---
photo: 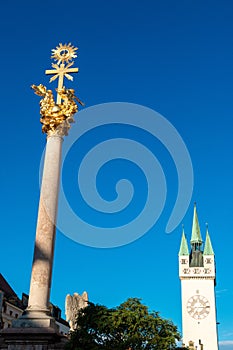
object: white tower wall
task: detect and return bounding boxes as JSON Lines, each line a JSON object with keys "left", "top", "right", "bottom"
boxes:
{"left": 181, "top": 278, "right": 218, "bottom": 349}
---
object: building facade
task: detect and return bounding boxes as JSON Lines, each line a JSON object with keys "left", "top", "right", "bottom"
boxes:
{"left": 0, "top": 274, "right": 69, "bottom": 335}
{"left": 179, "top": 205, "right": 218, "bottom": 350}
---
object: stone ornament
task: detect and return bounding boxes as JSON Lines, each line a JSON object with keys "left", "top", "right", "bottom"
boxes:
{"left": 65, "top": 292, "right": 88, "bottom": 331}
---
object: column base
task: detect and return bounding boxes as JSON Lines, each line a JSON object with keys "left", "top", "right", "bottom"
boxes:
{"left": 0, "top": 327, "right": 67, "bottom": 349}
{"left": 12, "top": 310, "right": 59, "bottom": 331}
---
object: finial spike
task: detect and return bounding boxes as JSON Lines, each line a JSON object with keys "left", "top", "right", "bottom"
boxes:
{"left": 190, "top": 203, "right": 203, "bottom": 244}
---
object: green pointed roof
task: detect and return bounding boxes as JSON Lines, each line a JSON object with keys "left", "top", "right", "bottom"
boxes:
{"left": 179, "top": 228, "right": 189, "bottom": 256}
{"left": 190, "top": 204, "right": 203, "bottom": 244}
{"left": 204, "top": 228, "right": 214, "bottom": 255}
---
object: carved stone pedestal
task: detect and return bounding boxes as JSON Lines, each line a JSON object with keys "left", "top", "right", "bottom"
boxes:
{"left": 0, "top": 327, "right": 67, "bottom": 350}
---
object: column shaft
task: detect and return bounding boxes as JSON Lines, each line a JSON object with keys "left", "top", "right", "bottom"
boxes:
{"left": 27, "top": 135, "right": 63, "bottom": 313}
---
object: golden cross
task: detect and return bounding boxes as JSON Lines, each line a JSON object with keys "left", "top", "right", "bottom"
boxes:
{"left": 45, "top": 62, "right": 79, "bottom": 104}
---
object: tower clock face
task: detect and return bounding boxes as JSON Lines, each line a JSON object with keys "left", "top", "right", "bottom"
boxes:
{"left": 186, "top": 295, "right": 210, "bottom": 319}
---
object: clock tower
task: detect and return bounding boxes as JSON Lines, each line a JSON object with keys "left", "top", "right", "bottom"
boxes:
{"left": 179, "top": 204, "right": 218, "bottom": 350}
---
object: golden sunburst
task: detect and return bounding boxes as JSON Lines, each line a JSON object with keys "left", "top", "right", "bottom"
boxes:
{"left": 51, "top": 43, "right": 78, "bottom": 65}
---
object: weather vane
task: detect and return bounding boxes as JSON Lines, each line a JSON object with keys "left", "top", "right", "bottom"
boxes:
{"left": 32, "top": 43, "right": 84, "bottom": 136}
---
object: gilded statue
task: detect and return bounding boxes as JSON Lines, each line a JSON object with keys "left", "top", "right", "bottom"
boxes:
{"left": 32, "top": 43, "right": 84, "bottom": 136}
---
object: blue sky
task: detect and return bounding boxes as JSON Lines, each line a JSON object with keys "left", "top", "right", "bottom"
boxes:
{"left": 0, "top": 0, "right": 232, "bottom": 348}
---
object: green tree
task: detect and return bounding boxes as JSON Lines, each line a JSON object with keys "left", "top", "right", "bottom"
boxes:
{"left": 66, "top": 297, "right": 181, "bottom": 350}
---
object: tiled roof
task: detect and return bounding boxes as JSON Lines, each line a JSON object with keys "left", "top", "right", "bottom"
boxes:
{"left": 0, "top": 274, "right": 17, "bottom": 298}
{"left": 0, "top": 273, "right": 24, "bottom": 309}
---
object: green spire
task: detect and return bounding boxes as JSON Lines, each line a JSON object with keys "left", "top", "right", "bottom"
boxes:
{"left": 204, "top": 227, "right": 214, "bottom": 255}
{"left": 179, "top": 228, "right": 189, "bottom": 256}
{"left": 190, "top": 203, "right": 203, "bottom": 244}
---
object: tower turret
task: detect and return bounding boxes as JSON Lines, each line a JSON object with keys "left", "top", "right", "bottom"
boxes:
{"left": 179, "top": 228, "right": 189, "bottom": 256}
{"left": 179, "top": 228, "right": 190, "bottom": 277}
{"left": 190, "top": 204, "right": 203, "bottom": 267}
{"left": 204, "top": 226, "right": 214, "bottom": 256}
{"left": 203, "top": 226, "right": 216, "bottom": 284}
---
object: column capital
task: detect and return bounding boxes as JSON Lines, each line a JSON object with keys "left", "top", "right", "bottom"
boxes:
{"left": 46, "top": 119, "right": 73, "bottom": 138}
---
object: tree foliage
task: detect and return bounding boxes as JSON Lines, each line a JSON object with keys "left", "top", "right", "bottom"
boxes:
{"left": 66, "top": 297, "right": 181, "bottom": 350}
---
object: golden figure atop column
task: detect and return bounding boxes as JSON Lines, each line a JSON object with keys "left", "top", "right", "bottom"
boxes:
{"left": 32, "top": 43, "right": 84, "bottom": 136}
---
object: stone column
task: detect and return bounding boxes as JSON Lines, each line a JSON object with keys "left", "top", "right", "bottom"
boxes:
{"left": 0, "top": 44, "right": 80, "bottom": 349}
{"left": 28, "top": 134, "right": 63, "bottom": 312}
{"left": 14, "top": 134, "right": 63, "bottom": 328}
